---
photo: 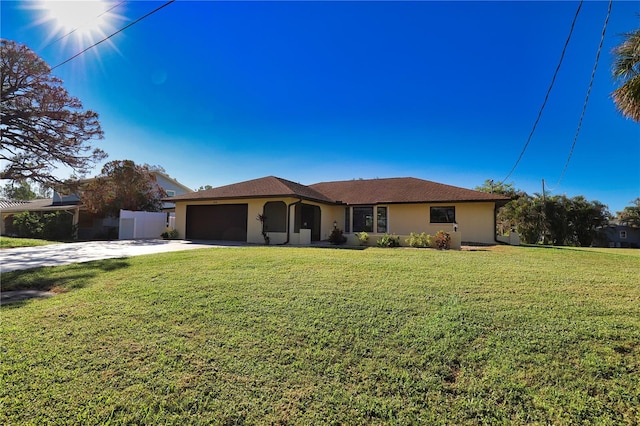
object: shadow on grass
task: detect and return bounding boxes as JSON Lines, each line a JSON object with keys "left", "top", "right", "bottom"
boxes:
{"left": 316, "top": 245, "right": 369, "bottom": 251}
{"left": 1, "top": 258, "right": 130, "bottom": 293}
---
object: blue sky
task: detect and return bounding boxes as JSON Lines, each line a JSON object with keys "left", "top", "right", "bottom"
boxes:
{"left": 2, "top": 0, "right": 639, "bottom": 213}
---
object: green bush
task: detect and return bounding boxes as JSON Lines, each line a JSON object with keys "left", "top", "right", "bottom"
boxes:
{"left": 42, "top": 211, "right": 75, "bottom": 241}
{"left": 356, "top": 231, "right": 369, "bottom": 245}
{"left": 161, "top": 228, "right": 179, "bottom": 240}
{"left": 406, "top": 232, "right": 432, "bottom": 248}
{"left": 434, "top": 231, "right": 451, "bottom": 250}
{"left": 328, "top": 228, "right": 347, "bottom": 245}
{"left": 376, "top": 233, "right": 400, "bottom": 248}
{"left": 12, "top": 211, "right": 75, "bottom": 241}
{"left": 12, "top": 211, "right": 43, "bottom": 239}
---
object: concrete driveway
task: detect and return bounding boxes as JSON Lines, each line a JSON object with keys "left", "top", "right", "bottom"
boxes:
{"left": 0, "top": 239, "right": 240, "bottom": 273}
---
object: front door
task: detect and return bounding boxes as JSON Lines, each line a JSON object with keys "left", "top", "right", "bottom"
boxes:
{"left": 296, "top": 204, "right": 321, "bottom": 241}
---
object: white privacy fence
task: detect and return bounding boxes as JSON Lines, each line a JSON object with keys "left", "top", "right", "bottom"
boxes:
{"left": 119, "top": 210, "right": 168, "bottom": 240}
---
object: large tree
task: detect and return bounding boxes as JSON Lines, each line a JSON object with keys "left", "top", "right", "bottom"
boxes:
{"left": 81, "top": 160, "right": 166, "bottom": 217}
{"left": 478, "top": 180, "right": 610, "bottom": 246}
{"left": 611, "top": 28, "right": 640, "bottom": 123}
{"left": 1, "top": 180, "right": 37, "bottom": 200}
{"left": 1, "top": 39, "right": 106, "bottom": 185}
{"left": 617, "top": 198, "right": 640, "bottom": 227}
{"left": 475, "top": 179, "right": 527, "bottom": 235}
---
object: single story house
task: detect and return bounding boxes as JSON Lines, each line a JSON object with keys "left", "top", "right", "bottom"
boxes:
{"left": 0, "top": 197, "right": 82, "bottom": 237}
{"left": 166, "top": 176, "right": 510, "bottom": 245}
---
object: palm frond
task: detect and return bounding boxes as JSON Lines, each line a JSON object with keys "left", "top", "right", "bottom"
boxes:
{"left": 611, "top": 29, "right": 640, "bottom": 123}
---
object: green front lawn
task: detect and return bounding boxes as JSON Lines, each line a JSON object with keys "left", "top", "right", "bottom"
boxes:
{"left": 0, "top": 236, "right": 61, "bottom": 249}
{"left": 1, "top": 246, "right": 639, "bottom": 424}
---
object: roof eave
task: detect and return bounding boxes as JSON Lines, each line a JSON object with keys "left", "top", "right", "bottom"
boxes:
{"left": 167, "top": 194, "right": 340, "bottom": 204}
{"left": 344, "top": 198, "right": 510, "bottom": 206}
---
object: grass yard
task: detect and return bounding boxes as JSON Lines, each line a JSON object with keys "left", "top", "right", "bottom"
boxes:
{"left": 1, "top": 245, "right": 639, "bottom": 424}
{"left": 0, "top": 236, "right": 61, "bottom": 249}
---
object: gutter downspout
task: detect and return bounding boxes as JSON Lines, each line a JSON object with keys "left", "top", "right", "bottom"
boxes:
{"left": 494, "top": 203, "right": 500, "bottom": 244}
{"left": 282, "top": 198, "right": 302, "bottom": 245}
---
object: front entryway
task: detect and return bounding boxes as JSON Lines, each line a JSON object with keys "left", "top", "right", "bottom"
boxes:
{"left": 295, "top": 204, "right": 321, "bottom": 241}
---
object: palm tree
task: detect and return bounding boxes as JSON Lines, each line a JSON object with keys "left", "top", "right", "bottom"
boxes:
{"left": 611, "top": 28, "right": 640, "bottom": 123}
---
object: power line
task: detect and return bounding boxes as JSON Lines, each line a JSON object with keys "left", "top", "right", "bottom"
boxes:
{"left": 51, "top": 0, "right": 175, "bottom": 71}
{"left": 498, "top": 0, "right": 584, "bottom": 185}
{"left": 550, "top": 0, "right": 613, "bottom": 190}
{"left": 44, "top": 1, "right": 127, "bottom": 49}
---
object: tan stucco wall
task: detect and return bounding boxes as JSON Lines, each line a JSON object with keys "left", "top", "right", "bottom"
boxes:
{"left": 454, "top": 202, "right": 497, "bottom": 244}
{"left": 176, "top": 197, "right": 288, "bottom": 243}
{"left": 175, "top": 199, "right": 496, "bottom": 245}
{"left": 293, "top": 201, "right": 344, "bottom": 241}
{"left": 341, "top": 202, "right": 496, "bottom": 245}
{"left": 175, "top": 197, "right": 332, "bottom": 244}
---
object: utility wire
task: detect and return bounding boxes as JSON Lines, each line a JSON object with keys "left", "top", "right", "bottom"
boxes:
{"left": 51, "top": 0, "right": 175, "bottom": 70}
{"left": 44, "top": 1, "right": 127, "bottom": 49}
{"left": 498, "top": 0, "right": 584, "bottom": 185}
{"left": 549, "top": 0, "right": 613, "bottom": 191}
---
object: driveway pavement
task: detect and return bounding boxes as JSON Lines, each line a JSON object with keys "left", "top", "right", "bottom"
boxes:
{"left": 0, "top": 239, "right": 240, "bottom": 273}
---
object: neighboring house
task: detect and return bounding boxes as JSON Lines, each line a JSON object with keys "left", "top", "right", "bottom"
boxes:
{"left": 167, "top": 176, "right": 510, "bottom": 245}
{"left": 1, "top": 198, "right": 81, "bottom": 237}
{"left": 596, "top": 223, "right": 640, "bottom": 248}
{"left": 153, "top": 172, "right": 194, "bottom": 212}
{"left": 1, "top": 171, "right": 192, "bottom": 239}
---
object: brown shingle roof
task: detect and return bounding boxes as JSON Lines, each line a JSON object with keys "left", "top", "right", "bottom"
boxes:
{"left": 168, "top": 176, "right": 336, "bottom": 203}
{"left": 310, "top": 177, "right": 510, "bottom": 205}
{"left": 167, "top": 176, "right": 510, "bottom": 205}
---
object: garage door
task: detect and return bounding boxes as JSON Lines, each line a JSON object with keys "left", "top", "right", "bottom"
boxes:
{"left": 186, "top": 204, "right": 248, "bottom": 241}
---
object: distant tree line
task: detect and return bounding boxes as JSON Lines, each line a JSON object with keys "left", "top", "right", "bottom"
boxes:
{"left": 476, "top": 180, "right": 624, "bottom": 247}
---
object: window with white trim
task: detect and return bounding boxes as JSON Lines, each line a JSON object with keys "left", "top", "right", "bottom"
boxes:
{"left": 620, "top": 230, "right": 627, "bottom": 239}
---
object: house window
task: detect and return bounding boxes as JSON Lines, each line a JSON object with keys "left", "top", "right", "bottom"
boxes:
{"left": 166, "top": 190, "right": 176, "bottom": 197}
{"left": 344, "top": 207, "right": 350, "bottom": 233}
{"left": 430, "top": 206, "right": 456, "bottom": 223}
{"left": 353, "top": 207, "right": 373, "bottom": 232}
{"left": 620, "top": 230, "right": 627, "bottom": 239}
{"left": 377, "top": 206, "right": 387, "bottom": 233}
{"left": 263, "top": 201, "right": 286, "bottom": 232}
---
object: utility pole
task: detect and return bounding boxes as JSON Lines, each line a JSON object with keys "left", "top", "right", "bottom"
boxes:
{"left": 541, "top": 179, "right": 547, "bottom": 245}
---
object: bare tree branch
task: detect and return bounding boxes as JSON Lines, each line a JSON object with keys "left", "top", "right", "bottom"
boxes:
{"left": 1, "top": 39, "right": 107, "bottom": 185}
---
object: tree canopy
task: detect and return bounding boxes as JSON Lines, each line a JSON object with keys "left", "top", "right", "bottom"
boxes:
{"left": 475, "top": 179, "right": 521, "bottom": 199}
{"left": 617, "top": 198, "right": 640, "bottom": 227}
{"left": 478, "top": 181, "right": 610, "bottom": 246}
{"left": 81, "top": 160, "right": 166, "bottom": 217}
{"left": 1, "top": 180, "right": 37, "bottom": 200}
{"left": 1, "top": 39, "right": 106, "bottom": 185}
{"left": 611, "top": 28, "right": 640, "bottom": 123}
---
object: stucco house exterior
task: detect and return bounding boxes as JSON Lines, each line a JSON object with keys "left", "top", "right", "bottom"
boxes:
{"left": 167, "top": 176, "right": 510, "bottom": 246}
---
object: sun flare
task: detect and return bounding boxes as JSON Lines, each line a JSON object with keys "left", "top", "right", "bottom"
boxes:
{"left": 29, "top": 0, "right": 122, "bottom": 51}
{"left": 45, "top": 0, "right": 109, "bottom": 34}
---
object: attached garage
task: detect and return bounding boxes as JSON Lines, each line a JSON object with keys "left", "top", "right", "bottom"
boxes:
{"left": 185, "top": 204, "right": 248, "bottom": 241}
